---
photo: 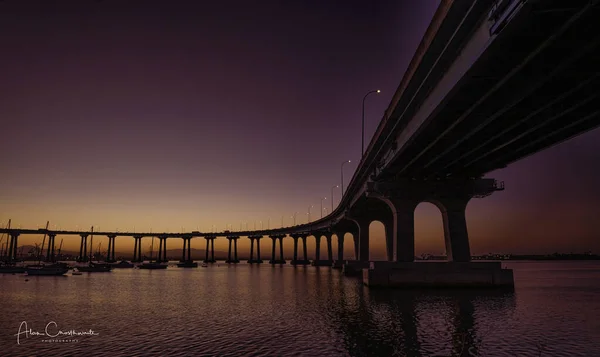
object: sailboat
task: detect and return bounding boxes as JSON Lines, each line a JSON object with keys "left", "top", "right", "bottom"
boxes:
{"left": 139, "top": 237, "right": 167, "bottom": 269}
{"left": 77, "top": 226, "right": 112, "bottom": 273}
{"left": 0, "top": 219, "right": 26, "bottom": 273}
{"left": 26, "top": 222, "right": 68, "bottom": 276}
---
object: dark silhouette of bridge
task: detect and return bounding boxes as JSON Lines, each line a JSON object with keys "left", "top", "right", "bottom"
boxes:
{"left": 2, "top": 0, "right": 599, "bottom": 287}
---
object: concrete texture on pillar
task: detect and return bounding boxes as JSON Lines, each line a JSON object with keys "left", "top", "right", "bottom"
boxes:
{"left": 332, "top": 232, "right": 345, "bottom": 269}
{"left": 177, "top": 236, "right": 198, "bottom": 267}
{"left": 247, "top": 235, "right": 263, "bottom": 263}
{"left": 204, "top": 236, "right": 216, "bottom": 263}
{"left": 311, "top": 232, "right": 334, "bottom": 267}
{"left": 268, "top": 234, "right": 286, "bottom": 264}
{"left": 226, "top": 236, "right": 240, "bottom": 263}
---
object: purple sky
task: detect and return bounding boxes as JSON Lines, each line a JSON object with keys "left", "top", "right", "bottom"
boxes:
{"left": 1, "top": 0, "right": 599, "bottom": 257}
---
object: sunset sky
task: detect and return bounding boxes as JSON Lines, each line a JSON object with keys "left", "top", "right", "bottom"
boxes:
{"left": 1, "top": 0, "right": 599, "bottom": 258}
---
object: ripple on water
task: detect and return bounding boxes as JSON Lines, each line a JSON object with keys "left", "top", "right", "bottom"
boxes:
{"left": 1, "top": 262, "right": 600, "bottom": 356}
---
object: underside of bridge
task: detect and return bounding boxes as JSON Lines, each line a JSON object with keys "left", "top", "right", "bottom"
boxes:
{"left": 379, "top": 0, "right": 600, "bottom": 180}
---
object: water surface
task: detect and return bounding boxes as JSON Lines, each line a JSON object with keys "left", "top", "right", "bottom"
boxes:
{"left": 1, "top": 261, "right": 599, "bottom": 356}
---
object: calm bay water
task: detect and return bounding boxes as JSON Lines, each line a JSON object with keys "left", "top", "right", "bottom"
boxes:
{"left": 1, "top": 261, "right": 599, "bottom": 356}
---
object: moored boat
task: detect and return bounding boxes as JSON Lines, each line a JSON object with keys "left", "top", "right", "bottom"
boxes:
{"left": 139, "top": 262, "right": 168, "bottom": 269}
{"left": 78, "top": 262, "right": 112, "bottom": 272}
{"left": 0, "top": 264, "right": 26, "bottom": 274}
{"left": 26, "top": 266, "right": 68, "bottom": 276}
{"left": 177, "top": 260, "right": 198, "bottom": 268}
{"left": 111, "top": 260, "right": 134, "bottom": 268}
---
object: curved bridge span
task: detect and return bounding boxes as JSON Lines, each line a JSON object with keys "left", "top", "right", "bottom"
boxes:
{"left": 3, "top": 0, "right": 599, "bottom": 287}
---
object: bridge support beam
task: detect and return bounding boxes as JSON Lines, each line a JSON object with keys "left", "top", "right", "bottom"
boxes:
{"left": 204, "top": 237, "right": 216, "bottom": 263}
{"left": 106, "top": 235, "right": 116, "bottom": 262}
{"left": 332, "top": 232, "right": 345, "bottom": 269}
{"left": 311, "top": 232, "right": 333, "bottom": 266}
{"left": 79, "top": 234, "right": 88, "bottom": 262}
{"left": 7, "top": 233, "right": 19, "bottom": 262}
{"left": 226, "top": 236, "right": 240, "bottom": 263}
{"left": 269, "top": 235, "right": 286, "bottom": 264}
{"left": 247, "top": 236, "right": 263, "bottom": 263}
{"left": 133, "top": 236, "right": 142, "bottom": 262}
{"left": 46, "top": 234, "right": 57, "bottom": 262}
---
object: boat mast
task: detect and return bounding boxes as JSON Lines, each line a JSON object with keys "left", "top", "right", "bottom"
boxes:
{"left": 57, "top": 239, "right": 63, "bottom": 257}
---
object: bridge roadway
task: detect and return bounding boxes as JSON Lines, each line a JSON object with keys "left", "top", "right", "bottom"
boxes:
{"left": 2, "top": 0, "right": 599, "bottom": 287}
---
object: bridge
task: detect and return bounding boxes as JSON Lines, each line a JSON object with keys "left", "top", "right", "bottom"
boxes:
{"left": 2, "top": 0, "right": 599, "bottom": 287}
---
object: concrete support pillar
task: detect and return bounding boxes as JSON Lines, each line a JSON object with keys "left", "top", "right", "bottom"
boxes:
{"left": 163, "top": 238, "right": 168, "bottom": 262}
{"left": 302, "top": 236, "right": 308, "bottom": 261}
{"left": 271, "top": 237, "right": 276, "bottom": 261}
{"left": 314, "top": 234, "right": 321, "bottom": 261}
{"left": 138, "top": 238, "right": 142, "bottom": 262}
{"left": 205, "top": 238, "right": 210, "bottom": 262}
{"left": 336, "top": 232, "right": 345, "bottom": 261}
{"left": 157, "top": 238, "right": 163, "bottom": 263}
{"left": 210, "top": 238, "right": 215, "bottom": 262}
{"left": 187, "top": 238, "right": 191, "bottom": 261}
{"left": 227, "top": 238, "right": 232, "bottom": 261}
{"left": 46, "top": 234, "right": 56, "bottom": 262}
{"left": 383, "top": 220, "right": 394, "bottom": 261}
{"left": 181, "top": 239, "right": 187, "bottom": 261}
{"left": 326, "top": 234, "right": 333, "bottom": 261}
{"left": 356, "top": 220, "right": 370, "bottom": 262}
{"left": 7, "top": 234, "right": 15, "bottom": 262}
{"left": 278, "top": 237, "right": 284, "bottom": 260}
{"left": 387, "top": 199, "right": 417, "bottom": 262}
{"left": 292, "top": 236, "right": 299, "bottom": 261}
{"left": 234, "top": 238, "right": 238, "bottom": 261}
{"left": 112, "top": 237, "right": 116, "bottom": 261}
{"left": 80, "top": 235, "right": 88, "bottom": 262}
{"left": 107, "top": 236, "right": 112, "bottom": 262}
{"left": 249, "top": 238, "right": 255, "bottom": 260}
{"left": 441, "top": 198, "right": 471, "bottom": 262}
{"left": 256, "top": 238, "right": 261, "bottom": 260}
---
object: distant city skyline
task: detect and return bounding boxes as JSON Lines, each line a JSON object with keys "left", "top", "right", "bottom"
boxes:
{"left": 1, "top": 0, "right": 599, "bottom": 257}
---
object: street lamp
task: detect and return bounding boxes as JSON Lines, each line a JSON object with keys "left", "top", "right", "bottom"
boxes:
{"left": 320, "top": 197, "right": 327, "bottom": 218}
{"left": 323, "top": 207, "right": 328, "bottom": 215}
{"left": 307, "top": 205, "right": 313, "bottom": 223}
{"left": 341, "top": 160, "right": 351, "bottom": 197}
{"left": 291, "top": 212, "right": 298, "bottom": 225}
{"left": 362, "top": 89, "right": 381, "bottom": 156}
{"left": 331, "top": 185, "right": 339, "bottom": 212}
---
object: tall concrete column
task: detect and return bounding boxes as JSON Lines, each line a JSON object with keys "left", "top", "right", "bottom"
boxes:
{"left": 157, "top": 238, "right": 163, "bottom": 263}
{"left": 271, "top": 237, "right": 276, "bottom": 261}
{"left": 205, "top": 238, "right": 210, "bottom": 262}
{"left": 336, "top": 232, "right": 345, "bottom": 261}
{"left": 387, "top": 199, "right": 417, "bottom": 262}
{"left": 278, "top": 237, "right": 284, "bottom": 260}
{"left": 325, "top": 234, "right": 333, "bottom": 261}
{"left": 383, "top": 220, "right": 394, "bottom": 261}
{"left": 163, "top": 239, "right": 168, "bottom": 262}
{"left": 9, "top": 233, "right": 19, "bottom": 261}
{"left": 314, "top": 234, "right": 322, "bottom": 261}
{"left": 187, "top": 238, "right": 191, "bottom": 261}
{"left": 227, "top": 238, "right": 232, "bottom": 261}
{"left": 356, "top": 220, "right": 370, "bottom": 262}
{"left": 249, "top": 238, "right": 255, "bottom": 260}
{"left": 107, "top": 236, "right": 112, "bottom": 262}
{"left": 441, "top": 198, "right": 471, "bottom": 262}
{"left": 302, "top": 236, "right": 308, "bottom": 261}
{"left": 210, "top": 238, "right": 215, "bottom": 262}
{"left": 256, "top": 237, "right": 261, "bottom": 260}
{"left": 79, "top": 234, "right": 87, "bottom": 261}
{"left": 138, "top": 238, "right": 142, "bottom": 262}
{"left": 7, "top": 234, "right": 15, "bottom": 262}
{"left": 234, "top": 238, "right": 238, "bottom": 261}
{"left": 292, "top": 236, "right": 299, "bottom": 261}
{"left": 112, "top": 237, "right": 116, "bottom": 261}
{"left": 181, "top": 239, "right": 187, "bottom": 261}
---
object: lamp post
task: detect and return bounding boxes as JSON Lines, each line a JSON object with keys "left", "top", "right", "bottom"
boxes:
{"left": 323, "top": 207, "right": 328, "bottom": 216}
{"left": 331, "top": 185, "right": 338, "bottom": 212}
{"left": 291, "top": 212, "right": 298, "bottom": 225}
{"left": 320, "top": 197, "right": 327, "bottom": 218}
{"left": 362, "top": 89, "right": 381, "bottom": 156}
{"left": 341, "top": 160, "right": 351, "bottom": 196}
{"left": 307, "top": 205, "right": 313, "bottom": 223}
{"left": 267, "top": 217, "right": 270, "bottom": 230}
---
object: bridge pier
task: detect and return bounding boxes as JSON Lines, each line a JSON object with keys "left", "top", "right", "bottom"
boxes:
{"left": 226, "top": 236, "right": 240, "bottom": 263}
{"left": 269, "top": 234, "right": 286, "bottom": 264}
{"left": 177, "top": 236, "right": 197, "bottom": 267}
{"left": 106, "top": 235, "right": 116, "bottom": 262}
{"left": 7, "top": 232, "right": 19, "bottom": 262}
{"left": 332, "top": 232, "right": 345, "bottom": 269}
{"left": 79, "top": 234, "right": 88, "bottom": 262}
{"left": 311, "top": 232, "right": 333, "bottom": 266}
{"left": 45, "top": 234, "right": 57, "bottom": 262}
{"left": 247, "top": 235, "right": 263, "bottom": 263}
{"left": 361, "top": 178, "right": 513, "bottom": 288}
{"left": 204, "top": 236, "right": 216, "bottom": 263}
{"left": 133, "top": 236, "right": 142, "bottom": 262}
